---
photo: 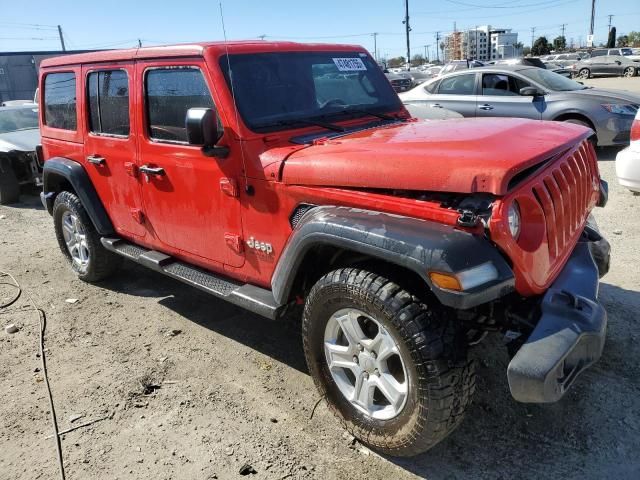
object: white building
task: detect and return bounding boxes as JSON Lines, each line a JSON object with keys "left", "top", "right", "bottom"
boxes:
{"left": 451, "top": 25, "right": 519, "bottom": 62}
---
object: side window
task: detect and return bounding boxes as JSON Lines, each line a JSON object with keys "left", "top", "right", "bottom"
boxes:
{"left": 590, "top": 50, "right": 605, "bottom": 57}
{"left": 482, "top": 74, "right": 530, "bottom": 96}
{"left": 424, "top": 79, "right": 440, "bottom": 94}
{"left": 44, "top": 72, "right": 77, "bottom": 130}
{"left": 145, "top": 67, "right": 214, "bottom": 143}
{"left": 437, "top": 74, "right": 476, "bottom": 95}
{"left": 87, "top": 70, "right": 130, "bottom": 136}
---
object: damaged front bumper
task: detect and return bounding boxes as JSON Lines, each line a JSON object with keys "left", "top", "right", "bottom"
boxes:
{"left": 507, "top": 229, "right": 610, "bottom": 403}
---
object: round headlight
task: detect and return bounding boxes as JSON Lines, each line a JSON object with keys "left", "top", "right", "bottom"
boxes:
{"left": 508, "top": 201, "right": 521, "bottom": 240}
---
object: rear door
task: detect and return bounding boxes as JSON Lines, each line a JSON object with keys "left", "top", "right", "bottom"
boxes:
{"left": 475, "top": 72, "right": 543, "bottom": 120}
{"left": 82, "top": 63, "right": 146, "bottom": 238}
{"left": 427, "top": 72, "right": 478, "bottom": 117}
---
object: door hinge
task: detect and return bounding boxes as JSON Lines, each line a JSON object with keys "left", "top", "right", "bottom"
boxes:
{"left": 130, "top": 208, "right": 144, "bottom": 224}
{"left": 224, "top": 233, "right": 244, "bottom": 254}
{"left": 220, "top": 178, "right": 239, "bottom": 197}
{"left": 125, "top": 162, "right": 139, "bottom": 178}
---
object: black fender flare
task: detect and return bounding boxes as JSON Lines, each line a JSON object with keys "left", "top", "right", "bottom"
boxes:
{"left": 271, "top": 206, "right": 515, "bottom": 310}
{"left": 42, "top": 157, "right": 114, "bottom": 235}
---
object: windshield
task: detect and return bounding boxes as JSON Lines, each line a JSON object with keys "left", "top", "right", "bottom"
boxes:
{"left": 518, "top": 67, "right": 586, "bottom": 91}
{"left": 0, "top": 107, "right": 39, "bottom": 134}
{"left": 220, "top": 52, "right": 402, "bottom": 132}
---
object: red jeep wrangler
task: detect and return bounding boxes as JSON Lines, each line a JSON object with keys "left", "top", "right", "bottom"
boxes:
{"left": 38, "top": 42, "right": 610, "bottom": 456}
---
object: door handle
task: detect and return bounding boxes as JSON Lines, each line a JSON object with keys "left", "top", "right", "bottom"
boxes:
{"left": 479, "top": 104, "right": 494, "bottom": 111}
{"left": 87, "top": 154, "right": 105, "bottom": 165}
{"left": 139, "top": 165, "right": 165, "bottom": 176}
{"left": 431, "top": 103, "right": 443, "bottom": 108}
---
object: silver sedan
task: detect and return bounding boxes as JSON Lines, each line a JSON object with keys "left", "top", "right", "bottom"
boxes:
{"left": 399, "top": 65, "right": 640, "bottom": 146}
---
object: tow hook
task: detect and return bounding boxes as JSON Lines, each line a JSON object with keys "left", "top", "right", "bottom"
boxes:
{"left": 457, "top": 209, "right": 479, "bottom": 227}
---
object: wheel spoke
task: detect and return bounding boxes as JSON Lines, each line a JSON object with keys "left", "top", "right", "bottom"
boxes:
{"left": 325, "top": 342, "right": 357, "bottom": 371}
{"left": 335, "top": 311, "right": 367, "bottom": 347}
{"left": 371, "top": 329, "right": 399, "bottom": 361}
{"left": 373, "top": 373, "right": 407, "bottom": 410}
{"left": 353, "top": 373, "right": 375, "bottom": 412}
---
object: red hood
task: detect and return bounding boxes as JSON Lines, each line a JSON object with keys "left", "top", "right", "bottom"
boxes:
{"left": 281, "top": 118, "right": 591, "bottom": 195}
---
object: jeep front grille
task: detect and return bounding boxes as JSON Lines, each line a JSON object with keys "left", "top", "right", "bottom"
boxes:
{"left": 531, "top": 141, "right": 599, "bottom": 261}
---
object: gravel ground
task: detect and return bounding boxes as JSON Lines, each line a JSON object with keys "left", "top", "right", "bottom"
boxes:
{"left": 1, "top": 77, "right": 639, "bottom": 480}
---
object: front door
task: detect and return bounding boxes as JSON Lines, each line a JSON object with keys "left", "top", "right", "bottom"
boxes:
{"left": 475, "top": 72, "right": 543, "bottom": 120}
{"left": 135, "top": 61, "right": 244, "bottom": 267}
{"left": 82, "top": 63, "right": 146, "bottom": 238}
{"left": 428, "top": 72, "right": 478, "bottom": 117}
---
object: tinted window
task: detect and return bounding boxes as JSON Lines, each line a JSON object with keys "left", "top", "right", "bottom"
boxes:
{"left": 590, "top": 50, "right": 606, "bottom": 57}
{"left": 44, "top": 72, "right": 76, "bottom": 130}
{"left": 87, "top": 70, "right": 130, "bottom": 136}
{"left": 437, "top": 74, "right": 476, "bottom": 95}
{"left": 424, "top": 79, "right": 440, "bottom": 94}
{"left": 145, "top": 68, "right": 214, "bottom": 142}
{"left": 482, "top": 74, "right": 531, "bottom": 96}
{"left": 220, "top": 52, "right": 401, "bottom": 132}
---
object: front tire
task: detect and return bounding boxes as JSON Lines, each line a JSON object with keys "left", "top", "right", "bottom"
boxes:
{"left": 623, "top": 66, "right": 636, "bottom": 78}
{"left": 0, "top": 157, "right": 20, "bottom": 205}
{"left": 53, "top": 191, "right": 121, "bottom": 282}
{"left": 302, "top": 268, "right": 475, "bottom": 456}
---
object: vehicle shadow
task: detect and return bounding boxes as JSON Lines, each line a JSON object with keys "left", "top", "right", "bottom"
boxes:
{"left": 3, "top": 192, "right": 44, "bottom": 210}
{"left": 596, "top": 145, "right": 624, "bottom": 162}
{"left": 98, "top": 263, "right": 640, "bottom": 479}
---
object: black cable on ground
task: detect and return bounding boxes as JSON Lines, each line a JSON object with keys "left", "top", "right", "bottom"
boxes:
{"left": 0, "top": 270, "right": 65, "bottom": 480}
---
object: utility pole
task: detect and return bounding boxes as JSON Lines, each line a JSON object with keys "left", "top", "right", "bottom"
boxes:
{"left": 530, "top": 27, "right": 536, "bottom": 49}
{"left": 403, "top": 0, "right": 411, "bottom": 70}
{"left": 435, "top": 31, "right": 440, "bottom": 62}
{"left": 589, "top": 0, "right": 596, "bottom": 37}
{"left": 423, "top": 44, "right": 427, "bottom": 62}
{"left": 561, "top": 24, "right": 566, "bottom": 39}
{"left": 138, "top": 39, "right": 142, "bottom": 48}
{"left": 57, "top": 25, "right": 66, "bottom": 52}
{"left": 257, "top": 34, "right": 267, "bottom": 40}
{"left": 607, "top": 15, "right": 613, "bottom": 34}
{"left": 372, "top": 32, "right": 378, "bottom": 61}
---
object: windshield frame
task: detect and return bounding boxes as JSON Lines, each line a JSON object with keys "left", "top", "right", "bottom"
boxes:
{"left": 219, "top": 51, "right": 403, "bottom": 133}
{"left": 517, "top": 67, "right": 587, "bottom": 92}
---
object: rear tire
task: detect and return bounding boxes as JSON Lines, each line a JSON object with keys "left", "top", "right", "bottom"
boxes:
{"left": 623, "top": 67, "right": 636, "bottom": 78}
{"left": 53, "top": 191, "right": 121, "bottom": 282}
{"left": 0, "top": 157, "right": 20, "bottom": 205}
{"left": 578, "top": 68, "right": 590, "bottom": 79}
{"left": 302, "top": 268, "right": 475, "bottom": 456}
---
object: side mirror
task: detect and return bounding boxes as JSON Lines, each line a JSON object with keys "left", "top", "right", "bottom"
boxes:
{"left": 519, "top": 86, "right": 543, "bottom": 97}
{"left": 185, "top": 108, "right": 228, "bottom": 157}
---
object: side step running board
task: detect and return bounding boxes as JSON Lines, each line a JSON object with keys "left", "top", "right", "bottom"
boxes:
{"left": 101, "top": 237, "right": 282, "bottom": 320}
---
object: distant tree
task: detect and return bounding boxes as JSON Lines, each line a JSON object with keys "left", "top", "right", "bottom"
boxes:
{"left": 607, "top": 27, "right": 616, "bottom": 48}
{"left": 616, "top": 35, "right": 629, "bottom": 47}
{"left": 411, "top": 54, "right": 425, "bottom": 66}
{"left": 514, "top": 41, "right": 524, "bottom": 55}
{"left": 628, "top": 31, "right": 640, "bottom": 47}
{"left": 387, "top": 56, "right": 406, "bottom": 68}
{"left": 553, "top": 36, "right": 567, "bottom": 51}
{"left": 531, "top": 36, "right": 551, "bottom": 56}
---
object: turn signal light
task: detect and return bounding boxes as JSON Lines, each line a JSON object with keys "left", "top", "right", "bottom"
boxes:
{"left": 428, "top": 272, "right": 463, "bottom": 291}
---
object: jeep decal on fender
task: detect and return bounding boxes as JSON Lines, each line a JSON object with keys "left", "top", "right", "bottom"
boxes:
{"left": 247, "top": 236, "right": 273, "bottom": 255}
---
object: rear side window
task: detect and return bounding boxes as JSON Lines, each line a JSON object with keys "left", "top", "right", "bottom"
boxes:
{"left": 438, "top": 74, "right": 476, "bottom": 95}
{"left": 145, "top": 67, "right": 214, "bottom": 143}
{"left": 590, "top": 50, "right": 606, "bottom": 57}
{"left": 87, "top": 70, "right": 130, "bottom": 136}
{"left": 44, "top": 72, "right": 77, "bottom": 130}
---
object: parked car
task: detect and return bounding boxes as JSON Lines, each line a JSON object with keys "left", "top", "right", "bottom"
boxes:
{"left": 629, "top": 48, "right": 640, "bottom": 62}
{"left": 590, "top": 47, "right": 634, "bottom": 58}
{"left": 0, "top": 104, "right": 42, "bottom": 204}
{"left": 39, "top": 41, "right": 610, "bottom": 457}
{"left": 1, "top": 99, "right": 37, "bottom": 107}
{"left": 571, "top": 55, "right": 639, "bottom": 79}
{"left": 542, "top": 53, "right": 588, "bottom": 68}
{"left": 440, "top": 59, "right": 484, "bottom": 75}
{"left": 616, "top": 108, "right": 640, "bottom": 193}
{"left": 491, "top": 57, "right": 572, "bottom": 78}
{"left": 399, "top": 65, "right": 640, "bottom": 146}
{"left": 383, "top": 70, "right": 412, "bottom": 92}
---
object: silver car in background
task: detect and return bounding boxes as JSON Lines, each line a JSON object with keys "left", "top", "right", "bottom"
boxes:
{"left": 399, "top": 65, "right": 640, "bottom": 146}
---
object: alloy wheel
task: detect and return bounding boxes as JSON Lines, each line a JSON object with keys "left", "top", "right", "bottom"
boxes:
{"left": 323, "top": 308, "right": 408, "bottom": 420}
{"left": 61, "top": 211, "right": 90, "bottom": 270}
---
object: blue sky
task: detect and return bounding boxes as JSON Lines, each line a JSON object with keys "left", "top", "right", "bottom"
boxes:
{"left": 1, "top": 0, "right": 639, "bottom": 58}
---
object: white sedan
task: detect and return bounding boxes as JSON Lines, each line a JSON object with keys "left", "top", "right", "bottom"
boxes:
{"left": 616, "top": 108, "right": 640, "bottom": 193}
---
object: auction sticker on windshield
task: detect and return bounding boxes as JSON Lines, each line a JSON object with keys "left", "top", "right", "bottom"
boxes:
{"left": 333, "top": 58, "right": 367, "bottom": 71}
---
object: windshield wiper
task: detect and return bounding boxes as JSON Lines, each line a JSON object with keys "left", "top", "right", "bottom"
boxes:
{"left": 332, "top": 108, "right": 397, "bottom": 121}
{"left": 273, "top": 118, "right": 345, "bottom": 132}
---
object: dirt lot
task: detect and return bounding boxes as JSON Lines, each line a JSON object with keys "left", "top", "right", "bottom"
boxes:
{"left": 1, "top": 78, "right": 640, "bottom": 480}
